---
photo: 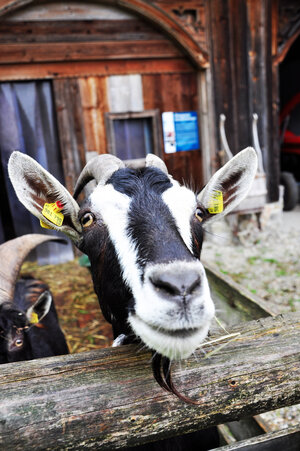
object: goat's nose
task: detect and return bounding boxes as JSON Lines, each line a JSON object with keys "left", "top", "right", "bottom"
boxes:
{"left": 150, "top": 268, "right": 201, "bottom": 300}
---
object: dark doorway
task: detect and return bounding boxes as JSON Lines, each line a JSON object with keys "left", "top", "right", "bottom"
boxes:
{"left": 0, "top": 81, "right": 73, "bottom": 263}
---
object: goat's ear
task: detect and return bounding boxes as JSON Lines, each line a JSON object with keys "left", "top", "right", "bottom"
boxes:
{"left": 197, "top": 147, "right": 258, "bottom": 223}
{"left": 8, "top": 151, "right": 82, "bottom": 243}
{"left": 26, "top": 290, "right": 52, "bottom": 324}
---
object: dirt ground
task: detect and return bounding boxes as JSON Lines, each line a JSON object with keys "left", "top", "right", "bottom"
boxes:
{"left": 202, "top": 205, "right": 300, "bottom": 315}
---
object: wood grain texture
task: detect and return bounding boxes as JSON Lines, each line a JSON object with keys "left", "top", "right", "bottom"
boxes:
{"left": 0, "top": 58, "right": 194, "bottom": 81}
{"left": 0, "top": 312, "right": 299, "bottom": 450}
{"left": 0, "top": 20, "right": 168, "bottom": 43}
{"left": 0, "top": 40, "right": 181, "bottom": 64}
{"left": 78, "top": 76, "right": 109, "bottom": 155}
{"left": 53, "top": 78, "right": 86, "bottom": 193}
{"left": 142, "top": 72, "right": 203, "bottom": 190}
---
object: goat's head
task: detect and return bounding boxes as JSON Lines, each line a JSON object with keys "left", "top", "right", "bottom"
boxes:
{"left": 8, "top": 150, "right": 257, "bottom": 363}
{"left": 0, "top": 235, "right": 61, "bottom": 363}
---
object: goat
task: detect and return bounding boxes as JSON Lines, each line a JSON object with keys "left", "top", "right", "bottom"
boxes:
{"left": 0, "top": 234, "right": 69, "bottom": 363}
{"left": 8, "top": 149, "right": 257, "bottom": 391}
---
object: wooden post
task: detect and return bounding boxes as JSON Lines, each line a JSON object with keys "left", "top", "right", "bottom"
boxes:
{"left": 0, "top": 313, "right": 299, "bottom": 450}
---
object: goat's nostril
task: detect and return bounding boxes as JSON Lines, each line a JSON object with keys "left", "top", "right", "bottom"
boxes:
{"left": 149, "top": 270, "right": 201, "bottom": 300}
{"left": 188, "top": 276, "right": 201, "bottom": 295}
{"left": 150, "top": 277, "right": 180, "bottom": 296}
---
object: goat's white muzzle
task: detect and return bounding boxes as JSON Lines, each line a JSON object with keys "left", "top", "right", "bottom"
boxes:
{"left": 128, "top": 261, "right": 215, "bottom": 360}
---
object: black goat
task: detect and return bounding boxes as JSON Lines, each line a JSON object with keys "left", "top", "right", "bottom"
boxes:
{"left": 0, "top": 234, "right": 68, "bottom": 364}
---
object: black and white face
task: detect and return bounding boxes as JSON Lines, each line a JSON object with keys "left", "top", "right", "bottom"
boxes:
{"left": 8, "top": 148, "right": 258, "bottom": 361}
{"left": 79, "top": 167, "right": 215, "bottom": 360}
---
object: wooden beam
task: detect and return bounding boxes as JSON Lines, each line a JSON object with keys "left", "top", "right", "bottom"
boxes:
{"left": 214, "top": 425, "right": 300, "bottom": 451}
{"left": 0, "top": 40, "right": 181, "bottom": 64}
{"left": 0, "top": 0, "right": 208, "bottom": 68}
{"left": 204, "top": 261, "right": 275, "bottom": 320}
{"left": 0, "top": 312, "right": 299, "bottom": 449}
{"left": 0, "top": 58, "right": 194, "bottom": 81}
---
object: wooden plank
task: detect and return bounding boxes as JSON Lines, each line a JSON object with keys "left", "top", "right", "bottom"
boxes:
{"left": 2, "top": 2, "right": 137, "bottom": 21}
{"left": 0, "top": 312, "right": 299, "bottom": 450}
{"left": 0, "top": 40, "right": 181, "bottom": 64}
{"left": 228, "top": 0, "right": 251, "bottom": 150}
{"left": 78, "top": 76, "right": 109, "bottom": 155}
{"left": 108, "top": 74, "right": 144, "bottom": 113}
{"left": 213, "top": 425, "right": 300, "bottom": 451}
{"left": 0, "top": 19, "right": 167, "bottom": 43}
{"left": 0, "top": 58, "right": 194, "bottom": 81}
{"left": 53, "top": 79, "right": 86, "bottom": 193}
{"left": 204, "top": 262, "right": 275, "bottom": 323}
{"left": 207, "top": 0, "right": 238, "bottom": 153}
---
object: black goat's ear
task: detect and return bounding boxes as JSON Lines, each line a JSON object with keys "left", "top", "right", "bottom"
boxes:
{"left": 26, "top": 291, "right": 52, "bottom": 325}
{"left": 8, "top": 151, "right": 82, "bottom": 244}
{"left": 197, "top": 147, "right": 257, "bottom": 223}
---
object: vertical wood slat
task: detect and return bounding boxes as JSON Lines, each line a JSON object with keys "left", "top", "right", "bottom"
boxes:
{"left": 246, "top": 0, "right": 279, "bottom": 202}
{"left": 207, "top": 0, "right": 237, "bottom": 153}
{"left": 270, "top": 0, "right": 280, "bottom": 203}
{"left": 78, "top": 76, "right": 109, "bottom": 155}
{"left": 229, "top": 0, "right": 252, "bottom": 150}
{"left": 142, "top": 72, "right": 203, "bottom": 190}
{"left": 53, "top": 78, "right": 86, "bottom": 193}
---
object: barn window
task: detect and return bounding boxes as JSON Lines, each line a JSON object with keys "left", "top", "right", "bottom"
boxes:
{"left": 105, "top": 110, "right": 162, "bottom": 162}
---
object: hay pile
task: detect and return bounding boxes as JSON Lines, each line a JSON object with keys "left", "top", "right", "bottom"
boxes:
{"left": 20, "top": 259, "right": 113, "bottom": 353}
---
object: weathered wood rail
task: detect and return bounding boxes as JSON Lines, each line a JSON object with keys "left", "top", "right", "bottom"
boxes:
{"left": 0, "top": 312, "right": 299, "bottom": 450}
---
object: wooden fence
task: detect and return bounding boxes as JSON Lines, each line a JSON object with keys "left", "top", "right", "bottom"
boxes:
{"left": 0, "top": 311, "right": 299, "bottom": 450}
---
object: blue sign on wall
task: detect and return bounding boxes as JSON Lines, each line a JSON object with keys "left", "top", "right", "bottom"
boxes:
{"left": 162, "top": 111, "right": 200, "bottom": 153}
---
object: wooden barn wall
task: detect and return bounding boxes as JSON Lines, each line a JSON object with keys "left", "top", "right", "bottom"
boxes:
{"left": 78, "top": 77, "right": 109, "bottom": 156}
{"left": 142, "top": 73, "right": 203, "bottom": 189}
{"left": 207, "top": 0, "right": 279, "bottom": 202}
{"left": 0, "top": 4, "right": 201, "bottom": 189}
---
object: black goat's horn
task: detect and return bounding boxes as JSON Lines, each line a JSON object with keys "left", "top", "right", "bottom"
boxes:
{"left": 0, "top": 234, "right": 65, "bottom": 304}
{"left": 73, "top": 154, "right": 125, "bottom": 199}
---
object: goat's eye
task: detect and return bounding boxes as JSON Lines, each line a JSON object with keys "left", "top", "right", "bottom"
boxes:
{"left": 81, "top": 212, "right": 95, "bottom": 228}
{"left": 195, "top": 208, "right": 205, "bottom": 223}
{"left": 14, "top": 338, "right": 23, "bottom": 347}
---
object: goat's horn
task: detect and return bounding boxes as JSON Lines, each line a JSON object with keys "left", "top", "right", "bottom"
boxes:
{"left": 0, "top": 234, "right": 66, "bottom": 304}
{"left": 146, "top": 154, "right": 168, "bottom": 174}
{"left": 73, "top": 154, "right": 125, "bottom": 199}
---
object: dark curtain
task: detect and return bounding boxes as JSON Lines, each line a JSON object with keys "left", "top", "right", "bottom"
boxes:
{"left": 0, "top": 81, "right": 73, "bottom": 264}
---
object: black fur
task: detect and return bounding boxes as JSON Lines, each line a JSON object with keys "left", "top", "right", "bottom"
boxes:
{"left": 0, "top": 277, "right": 68, "bottom": 364}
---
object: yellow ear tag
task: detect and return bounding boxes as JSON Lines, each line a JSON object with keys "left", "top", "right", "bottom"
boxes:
{"left": 41, "top": 201, "right": 64, "bottom": 227}
{"left": 208, "top": 190, "right": 223, "bottom": 214}
{"left": 30, "top": 311, "right": 39, "bottom": 324}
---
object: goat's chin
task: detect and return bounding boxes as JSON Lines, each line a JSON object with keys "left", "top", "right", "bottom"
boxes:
{"left": 128, "top": 314, "right": 211, "bottom": 360}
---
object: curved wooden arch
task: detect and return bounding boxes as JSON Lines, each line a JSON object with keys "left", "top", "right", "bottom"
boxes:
{"left": 0, "top": 0, "right": 209, "bottom": 68}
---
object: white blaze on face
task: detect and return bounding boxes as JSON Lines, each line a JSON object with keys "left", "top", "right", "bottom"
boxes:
{"left": 162, "top": 180, "right": 197, "bottom": 252}
{"left": 90, "top": 184, "right": 143, "bottom": 294}
{"left": 90, "top": 180, "right": 215, "bottom": 360}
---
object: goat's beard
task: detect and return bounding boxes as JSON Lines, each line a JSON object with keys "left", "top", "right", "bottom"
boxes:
{"left": 151, "top": 353, "right": 202, "bottom": 405}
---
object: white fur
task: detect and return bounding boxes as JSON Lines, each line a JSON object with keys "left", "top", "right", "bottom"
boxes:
{"left": 162, "top": 180, "right": 196, "bottom": 252}
{"left": 90, "top": 184, "right": 143, "bottom": 294}
{"left": 128, "top": 261, "right": 215, "bottom": 360}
